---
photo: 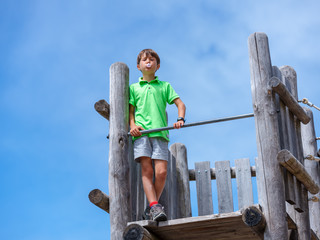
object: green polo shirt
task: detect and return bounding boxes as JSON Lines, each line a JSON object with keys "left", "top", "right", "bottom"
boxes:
{"left": 129, "top": 76, "right": 179, "bottom": 141}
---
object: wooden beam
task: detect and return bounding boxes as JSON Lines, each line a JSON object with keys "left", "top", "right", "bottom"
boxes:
{"left": 94, "top": 99, "right": 110, "bottom": 120}
{"left": 277, "top": 149, "right": 320, "bottom": 194}
{"left": 241, "top": 206, "right": 266, "bottom": 237}
{"left": 268, "top": 76, "right": 310, "bottom": 124}
{"left": 88, "top": 189, "right": 109, "bottom": 213}
{"left": 123, "top": 224, "right": 160, "bottom": 240}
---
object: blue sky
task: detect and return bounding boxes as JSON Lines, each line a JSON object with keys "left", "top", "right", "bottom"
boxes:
{"left": 1, "top": 0, "right": 320, "bottom": 239}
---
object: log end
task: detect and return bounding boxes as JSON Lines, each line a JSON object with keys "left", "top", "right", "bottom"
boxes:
{"left": 123, "top": 224, "right": 154, "bottom": 240}
{"left": 242, "top": 206, "right": 266, "bottom": 233}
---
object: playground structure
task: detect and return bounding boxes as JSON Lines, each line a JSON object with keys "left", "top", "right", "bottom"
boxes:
{"left": 89, "top": 32, "right": 320, "bottom": 240}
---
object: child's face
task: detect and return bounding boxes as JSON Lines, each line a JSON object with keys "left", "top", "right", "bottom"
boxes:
{"left": 137, "top": 53, "right": 160, "bottom": 74}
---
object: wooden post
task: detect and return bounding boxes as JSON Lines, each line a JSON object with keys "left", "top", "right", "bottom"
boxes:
{"left": 248, "top": 32, "right": 288, "bottom": 239}
{"left": 109, "top": 62, "right": 131, "bottom": 239}
{"left": 170, "top": 143, "right": 192, "bottom": 218}
{"left": 301, "top": 108, "right": 320, "bottom": 237}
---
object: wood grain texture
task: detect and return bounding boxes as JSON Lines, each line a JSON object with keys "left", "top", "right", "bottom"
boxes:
{"left": 195, "top": 161, "right": 213, "bottom": 216}
{"left": 215, "top": 160, "right": 233, "bottom": 213}
{"left": 94, "top": 99, "right": 110, "bottom": 120}
{"left": 301, "top": 108, "right": 320, "bottom": 238}
{"left": 108, "top": 62, "right": 131, "bottom": 240}
{"left": 248, "top": 32, "right": 288, "bottom": 239}
{"left": 235, "top": 158, "right": 254, "bottom": 209}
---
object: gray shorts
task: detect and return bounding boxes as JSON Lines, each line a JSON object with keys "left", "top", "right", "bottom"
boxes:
{"left": 133, "top": 136, "right": 169, "bottom": 162}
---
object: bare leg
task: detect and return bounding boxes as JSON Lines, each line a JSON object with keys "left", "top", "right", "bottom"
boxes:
{"left": 154, "top": 159, "right": 168, "bottom": 201}
{"left": 140, "top": 156, "right": 157, "bottom": 204}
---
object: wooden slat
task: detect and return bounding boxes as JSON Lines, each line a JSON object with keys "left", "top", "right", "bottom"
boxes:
{"left": 235, "top": 158, "right": 254, "bottom": 209}
{"left": 170, "top": 143, "right": 192, "bottom": 219}
{"left": 195, "top": 161, "right": 213, "bottom": 215}
{"left": 94, "top": 99, "right": 110, "bottom": 120}
{"left": 215, "top": 160, "right": 233, "bottom": 213}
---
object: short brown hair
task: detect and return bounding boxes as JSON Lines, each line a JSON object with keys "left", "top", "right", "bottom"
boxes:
{"left": 137, "top": 49, "right": 160, "bottom": 65}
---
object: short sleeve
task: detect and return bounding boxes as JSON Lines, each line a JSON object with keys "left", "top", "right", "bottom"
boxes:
{"left": 129, "top": 85, "right": 136, "bottom": 107}
{"left": 166, "top": 83, "right": 179, "bottom": 105}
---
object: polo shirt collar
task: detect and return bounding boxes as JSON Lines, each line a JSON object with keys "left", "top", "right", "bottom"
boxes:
{"left": 139, "top": 76, "right": 159, "bottom": 85}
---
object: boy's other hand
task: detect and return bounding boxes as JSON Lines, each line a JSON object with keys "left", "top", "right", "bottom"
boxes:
{"left": 173, "top": 121, "right": 184, "bottom": 129}
{"left": 130, "top": 125, "right": 144, "bottom": 137}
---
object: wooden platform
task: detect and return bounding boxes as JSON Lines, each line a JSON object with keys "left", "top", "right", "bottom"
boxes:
{"left": 127, "top": 210, "right": 262, "bottom": 240}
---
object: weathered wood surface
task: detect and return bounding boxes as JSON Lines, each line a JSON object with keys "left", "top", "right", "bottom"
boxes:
{"left": 235, "top": 158, "right": 254, "bottom": 209}
{"left": 273, "top": 66, "right": 296, "bottom": 205}
{"left": 123, "top": 224, "right": 160, "bottom": 240}
{"left": 241, "top": 206, "right": 266, "bottom": 238}
{"left": 195, "top": 161, "right": 213, "bottom": 216}
{"left": 277, "top": 149, "right": 320, "bottom": 194}
{"left": 301, "top": 108, "right": 320, "bottom": 238}
{"left": 170, "top": 143, "right": 192, "bottom": 218}
{"left": 215, "top": 160, "right": 233, "bottom": 213}
{"left": 94, "top": 99, "right": 110, "bottom": 120}
{"left": 248, "top": 32, "right": 288, "bottom": 239}
{"left": 108, "top": 62, "right": 131, "bottom": 239}
{"left": 269, "top": 76, "right": 310, "bottom": 124}
{"left": 129, "top": 209, "right": 263, "bottom": 240}
{"left": 189, "top": 166, "right": 256, "bottom": 180}
{"left": 88, "top": 189, "right": 109, "bottom": 213}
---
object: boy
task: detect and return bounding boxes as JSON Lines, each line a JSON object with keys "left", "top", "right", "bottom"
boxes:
{"left": 129, "top": 49, "right": 186, "bottom": 221}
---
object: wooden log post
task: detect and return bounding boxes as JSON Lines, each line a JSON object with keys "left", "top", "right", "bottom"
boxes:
{"left": 123, "top": 224, "right": 159, "bottom": 240}
{"left": 301, "top": 108, "right": 320, "bottom": 237}
{"left": 109, "top": 62, "right": 131, "bottom": 239}
{"left": 242, "top": 206, "right": 266, "bottom": 238}
{"left": 248, "top": 32, "right": 288, "bottom": 239}
{"left": 88, "top": 189, "right": 110, "bottom": 213}
{"left": 170, "top": 143, "right": 192, "bottom": 218}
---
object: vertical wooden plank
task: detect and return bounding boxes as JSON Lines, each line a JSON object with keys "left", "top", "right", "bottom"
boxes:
{"left": 215, "top": 161, "right": 233, "bottom": 213}
{"left": 195, "top": 161, "right": 213, "bottom": 216}
{"left": 273, "top": 66, "right": 296, "bottom": 204}
{"left": 109, "top": 62, "right": 131, "bottom": 240}
{"left": 280, "top": 65, "right": 311, "bottom": 240}
{"left": 169, "top": 150, "right": 178, "bottom": 220}
{"left": 301, "top": 108, "right": 320, "bottom": 237}
{"left": 235, "top": 158, "right": 254, "bottom": 209}
{"left": 248, "top": 32, "right": 288, "bottom": 239}
{"left": 170, "top": 143, "right": 192, "bottom": 219}
{"left": 159, "top": 156, "right": 170, "bottom": 219}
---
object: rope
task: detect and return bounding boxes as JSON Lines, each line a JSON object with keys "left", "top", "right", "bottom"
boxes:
{"left": 298, "top": 98, "right": 320, "bottom": 111}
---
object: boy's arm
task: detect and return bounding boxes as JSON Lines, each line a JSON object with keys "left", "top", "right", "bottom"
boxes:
{"left": 173, "top": 98, "right": 186, "bottom": 129}
{"left": 129, "top": 104, "right": 144, "bottom": 136}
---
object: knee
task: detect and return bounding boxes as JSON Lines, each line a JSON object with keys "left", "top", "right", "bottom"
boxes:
{"left": 141, "top": 166, "right": 154, "bottom": 179}
{"left": 156, "top": 168, "right": 167, "bottom": 181}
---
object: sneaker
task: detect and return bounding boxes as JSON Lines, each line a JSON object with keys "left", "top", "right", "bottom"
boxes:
{"left": 150, "top": 204, "right": 167, "bottom": 221}
{"left": 142, "top": 206, "right": 151, "bottom": 220}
